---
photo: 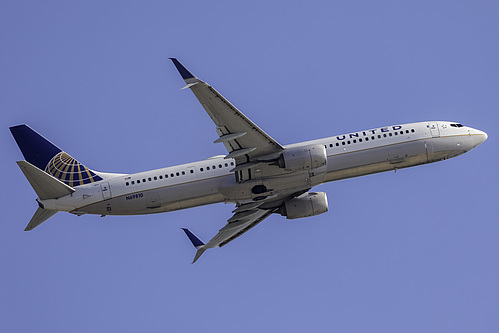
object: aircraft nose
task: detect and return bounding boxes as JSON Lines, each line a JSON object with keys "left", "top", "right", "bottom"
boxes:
{"left": 474, "top": 130, "right": 488, "bottom": 147}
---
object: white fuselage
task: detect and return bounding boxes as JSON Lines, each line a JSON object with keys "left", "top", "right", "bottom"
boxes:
{"left": 39, "top": 121, "right": 487, "bottom": 216}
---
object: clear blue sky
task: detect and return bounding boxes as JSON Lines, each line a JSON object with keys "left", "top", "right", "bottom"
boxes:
{"left": 1, "top": 1, "right": 498, "bottom": 332}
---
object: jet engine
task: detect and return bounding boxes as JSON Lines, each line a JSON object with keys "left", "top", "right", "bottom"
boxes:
{"left": 280, "top": 192, "right": 328, "bottom": 219}
{"left": 277, "top": 144, "right": 327, "bottom": 171}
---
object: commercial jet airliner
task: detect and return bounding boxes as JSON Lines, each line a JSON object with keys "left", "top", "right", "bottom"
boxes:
{"left": 11, "top": 59, "right": 487, "bottom": 263}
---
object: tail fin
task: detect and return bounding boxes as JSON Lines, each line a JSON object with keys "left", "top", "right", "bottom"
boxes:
{"left": 10, "top": 125, "right": 103, "bottom": 187}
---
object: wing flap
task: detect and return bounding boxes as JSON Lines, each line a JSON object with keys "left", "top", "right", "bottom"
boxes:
{"left": 182, "top": 208, "right": 275, "bottom": 263}
{"left": 205, "top": 209, "right": 275, "bottom": 249}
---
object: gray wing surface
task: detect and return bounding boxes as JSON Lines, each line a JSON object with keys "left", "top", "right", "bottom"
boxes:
{"left": 172, "top": 58, "right": 287, "bottom": 263}
{"left": 170, "top": 58, "right": 284, "bottom": 164}
{"left": 183, "top": 205, "right": 276, "bottom": 263}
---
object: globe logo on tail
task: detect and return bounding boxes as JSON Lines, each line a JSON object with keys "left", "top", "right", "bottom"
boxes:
{"left": 45, "top": 152, "right": 102, "bottom": 187}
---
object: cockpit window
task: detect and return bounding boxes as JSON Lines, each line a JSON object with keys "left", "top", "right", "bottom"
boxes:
{"left": 450, "top": 123, "right": 464, "bottom": 128}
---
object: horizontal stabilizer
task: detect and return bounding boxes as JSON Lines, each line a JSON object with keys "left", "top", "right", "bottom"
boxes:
{"left": 25, "top": 207, "right": 58, "bottom": 231}
{"left": 17, "top": 160, "right": 75, "bottom": 200}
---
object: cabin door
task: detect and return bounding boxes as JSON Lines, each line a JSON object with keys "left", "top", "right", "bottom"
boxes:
{"left": 100, "top": 182, "right": 112, "bottom": 199}
{"left": 429, "top": 122, "right": 440, "bottom": 137}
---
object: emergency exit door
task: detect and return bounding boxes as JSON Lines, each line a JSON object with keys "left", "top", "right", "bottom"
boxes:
{"left": 428, "top": 122, "right": 440, "bottom": 137}
{"left": 101, "top": 182, "right": 112, "bottom": 199}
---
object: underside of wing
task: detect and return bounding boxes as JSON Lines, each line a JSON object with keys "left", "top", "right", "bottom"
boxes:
{"left": 207, "top": 207, "right": 275, "bottom": 249}
{"left": 182, "top": 204, "right": 276, "bottom": 263}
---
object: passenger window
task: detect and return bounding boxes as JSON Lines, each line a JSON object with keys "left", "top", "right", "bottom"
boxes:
{"left": 207, "top": 166, "right": 210, "bottom": 170}
{"left": 353, "top": 140, "right": 357, "bottom": 143}
{"left": 143, "top": 179, "right": 146, "bottom": 182}
{"left": 378, "top": 135, "right": 381, "bottom": 139}
{"left": 154, "top": 176, "right": 157, "bottom": 180}
{"left": 347, "top": 141, "right": 351, "bottom": 144}
{"left": 394, "top": 132, "right": 398, "bottom": 135}
{"left": 383, "top": 134, "right": 387, "bottom": 138}
{"left": 137, "top": 180, "right": 140, "bottom": 184}
{"left": 200, "top": 168, "right": 204, "bottom": 171}
{"left": 212, "top": 165, "right": 216, "bottom": 169}
{"left": 342, "top": 142, "right": 346, "bottom": 145}
{"left": 148, "top": 177, "right": 152, "bottom": 181}
{"left": 225, "top": 163, "right": 228, "bottom": 167}
{"left": 126, "top": 182, "right": 129, "bottom": 186}
{"left": 230, "top": 162, "right": 234, "bottom": 166}
{"left": 182, "top": 171, "right": 185, "bottom": 175}
{"left": 359, "top": 138, "right": 362, "bottom": 142}
{"left": 190, "top": 170, "right": 194, "bottom": 174}
{"left": 336, "top": 143, "right": 339, "bottom": 147}
{"left": 411, "top": 129, "right": 415, "bottom": 133}
{"left": 159, "top": 175, "right": 163, "bottom": 179}
{"left": 219, "top": 164, "right": 222, "bottom": 168}
{"left": 365, "top": 137, "right": 369, "bottom": 141}
{"left": 400, "top": 131, "right": 404, "bottom": 135}
{"left": 176, "top": 172, "right": 180, "bottom": 176}
{"left": 329, "top": 144, "right": 333, "bottom": 147}
{"left": 389, "top": 133, "right": 392, "bottom": 137}
{"left": 171, "top": 173, "right": 174, "bottom": 177}
{"left": 131, "top": 181, "right": 135, "bottom": 185}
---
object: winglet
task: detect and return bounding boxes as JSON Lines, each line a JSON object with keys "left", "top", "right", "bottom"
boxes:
{"left": 181, "top": 228, "right": 205, "bottom": 248}
{"left": 181, "top": 228, "right": 206, "bottom": 263}
{"left": 169, "top": 58, "right": 196, "bottom": 80}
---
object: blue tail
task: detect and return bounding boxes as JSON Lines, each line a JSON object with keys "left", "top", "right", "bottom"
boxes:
{"left": 10, "top": 125, "right": 102, "bottom": 187}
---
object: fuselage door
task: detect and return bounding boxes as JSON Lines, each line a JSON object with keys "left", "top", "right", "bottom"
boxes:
{"left": 100, "top": 182, "right": 112, "bottom": 199}
{"left": 429, "top": 122, "right": 440, "bottom": 137}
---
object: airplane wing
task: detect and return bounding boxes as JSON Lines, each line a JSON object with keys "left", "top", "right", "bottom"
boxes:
{"left": 170, "top": 58, "right": 284, "bottom": 165}
{"left": 171, "top": 59, "right": 304, "bottom": 263}
{"left": 182, "top": 204, "right": 277, "bottom": 263}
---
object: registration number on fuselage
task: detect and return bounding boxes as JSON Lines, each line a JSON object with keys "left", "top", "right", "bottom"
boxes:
{"left": 126, "top": 193, "right": 144, "bottom": 201}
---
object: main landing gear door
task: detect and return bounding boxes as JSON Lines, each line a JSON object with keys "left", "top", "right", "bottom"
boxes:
{"left": 429, "top": 122, "right": 440, "bottom": 137}
{"left": 101, "top": 182, "right": 112, "bottom": 199}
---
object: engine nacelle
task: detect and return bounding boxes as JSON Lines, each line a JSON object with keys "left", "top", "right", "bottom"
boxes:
{"left": 280, "top": 192, "right": 328, "bottom": 219}
{"left": 278, "top": 144, "right": 327, "bottom": 171}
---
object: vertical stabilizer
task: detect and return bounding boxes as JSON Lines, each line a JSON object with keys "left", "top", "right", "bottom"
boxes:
{"left": 10, "top": 125, "right": 103, "bottom": 187}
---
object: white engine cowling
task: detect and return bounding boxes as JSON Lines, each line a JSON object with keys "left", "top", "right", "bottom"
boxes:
{"left": 281, "top": 192, "right": 328, "bottom": 219}
{"left": 278, "top": 144, "right": 327, "bottom": 171}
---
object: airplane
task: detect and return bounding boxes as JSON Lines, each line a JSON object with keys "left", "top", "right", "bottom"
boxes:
{"left": 10, "top": 58, "right": 488, "bottom": 263}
